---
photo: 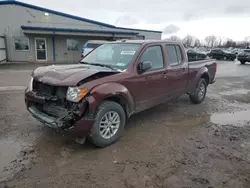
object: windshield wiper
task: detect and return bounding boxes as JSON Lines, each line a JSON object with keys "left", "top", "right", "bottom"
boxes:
{"left": 81, "top": 62, "right": 118, "bottom": 71}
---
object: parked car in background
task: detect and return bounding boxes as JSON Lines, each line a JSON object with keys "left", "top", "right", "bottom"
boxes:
{"left": 230, "top": 48, "right": 240, "bottom": 55}
{"left": 208, "top": 49, "right": 236, "bottom": 61}
{"left": 25, "top": 40, "right": 217, "bottom": 147}
{"left": 237, "top": 49, "right": 250, "bottom": 64}
{"left": 82, "top": 40, "right": 107, "bottom": 57}
{"left": 187, "top": 49, "right": 207, "bottom": 61}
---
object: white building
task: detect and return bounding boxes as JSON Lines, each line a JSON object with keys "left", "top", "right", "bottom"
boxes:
{"left": 0, "top": 0, "right": 162, "bottom": 63}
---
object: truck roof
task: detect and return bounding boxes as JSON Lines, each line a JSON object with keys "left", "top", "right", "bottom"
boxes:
{"left": 110, "top": 39, "right": 182, "bottom": 45}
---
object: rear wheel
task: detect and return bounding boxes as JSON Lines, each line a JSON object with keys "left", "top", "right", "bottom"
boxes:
{"left": 189, "top": 79, "right": 207, "bottom": 104}
{"left": 240, "top": 61, "right": 246, "bottom": 64}
{"left": 88, "top": 101, "right": 126, "bottom": 148}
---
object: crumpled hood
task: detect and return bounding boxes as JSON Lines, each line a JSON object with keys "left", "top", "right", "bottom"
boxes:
{"left": 32, "top": 64, "right": 118, "bottom": 86}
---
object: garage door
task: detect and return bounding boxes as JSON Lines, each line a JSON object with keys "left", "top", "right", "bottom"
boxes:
{"left": 0, "top": 36, "right": 6, "bottom": 64}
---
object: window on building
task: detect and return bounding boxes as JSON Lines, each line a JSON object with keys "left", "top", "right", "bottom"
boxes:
{"left": 14, "top": 38, "right": 30, "bottom": 51}
{"left": 140, "top": 45, "right": 164, "bottom": 71}
{"left": 86, "top": 43, "right": 102, "bottom": 49}
{"left": 67, "top": 39, "right": 79, "bottom": 51}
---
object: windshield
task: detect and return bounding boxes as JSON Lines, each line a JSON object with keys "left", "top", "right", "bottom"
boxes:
{"left": 81, "top": 43, "right": 141, "bottom": 70}
{"left": 244, "top": 49, "right": 250, "bottom": 53}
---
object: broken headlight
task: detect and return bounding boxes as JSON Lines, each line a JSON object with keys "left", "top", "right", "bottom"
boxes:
{"left": 66, "top": 87, "right": 88, "bottom": 102}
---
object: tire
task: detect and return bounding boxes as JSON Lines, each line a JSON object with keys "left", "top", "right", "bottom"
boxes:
{"left": 223, "top": 56, "right": 227, "bottom": 60}
{"left": 88, "top": 101, "right": 126, "bottom": 148}
{"left": 240, "top": 61, "right": 246, "bottom": 64}
{"left": 189, "top": 79, "right": 207, "bottom": 104}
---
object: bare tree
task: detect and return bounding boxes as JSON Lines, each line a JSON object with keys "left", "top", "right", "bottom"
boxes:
{"left": 194, "top": 39, "right": 201, "bottom": 47}
{"left": 205, "top": 35, "right": 217, "bottom": 48}
{"left": 182, "top": 35, "right": 195, "bottom": 48}
{"left": 223, "top": 39, "right": 236, "bottom": 48}
{"left": 169, "top": 35, "right": 181, "bottom": 41}
{"left": 244, "top": 36, "right": 250, "bottom": 48}
{"left": 244, "top": 36, "right": 250, "bottom": 42}
{"left": 217, "top": 36, "right": 223, "bottom": 47}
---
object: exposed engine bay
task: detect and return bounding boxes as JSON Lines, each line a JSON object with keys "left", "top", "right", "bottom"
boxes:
{"left": 26, "top": 71, "right": 117, "bottom": 130}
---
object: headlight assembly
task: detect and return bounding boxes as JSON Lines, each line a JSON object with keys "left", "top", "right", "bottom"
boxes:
{"left": 28, "top": 77, "right": 33, "bottom": 91}
{"left": 66, "top": 87, "right": 88, "bottom": 102}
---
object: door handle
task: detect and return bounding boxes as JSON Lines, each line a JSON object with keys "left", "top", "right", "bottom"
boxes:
{"left": 163, "top": 71, "right": 168, "bottom": 79}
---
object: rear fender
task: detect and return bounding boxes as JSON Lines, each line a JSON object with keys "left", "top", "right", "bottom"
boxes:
{"left": 86, "top": 83, "right": 134, "bottom": 117}
{"left": 191, "top": 67, "right": 210, "bottom": 92}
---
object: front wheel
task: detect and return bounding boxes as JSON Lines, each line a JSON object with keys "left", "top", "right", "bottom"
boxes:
{"left": 189, "top": 79, "right": 207, "bottom": 104}
{"left": 88, "top": 101, "right": 126, "bottom": 148}
{"left": 240, "top": 61, "right": 246, "bottom": 64}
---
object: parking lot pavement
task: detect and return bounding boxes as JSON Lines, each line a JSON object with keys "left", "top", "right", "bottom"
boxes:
{"left": 1, "top": 60, "right": 250, "bottom": 188}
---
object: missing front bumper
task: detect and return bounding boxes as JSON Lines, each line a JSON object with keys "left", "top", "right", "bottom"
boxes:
{"left": 28, "top": 105, "right": 95, "bottom": 136}
{"left": 28, "top": 106, "right": 62, "bottom": 129}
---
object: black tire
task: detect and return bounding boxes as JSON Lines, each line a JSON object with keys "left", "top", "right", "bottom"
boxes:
{"left": 189, "top": 79, "right": 207, "bottom": 104}
{"left": 87, "top": 101, "right": 126, "bottom": 148}
{"left": 240, "top": 61, "right": 246, "bottom": 64}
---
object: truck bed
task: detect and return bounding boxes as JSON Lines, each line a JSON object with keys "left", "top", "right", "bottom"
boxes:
{"left": 188, "top": 59, "right": 217, "bottom": 84}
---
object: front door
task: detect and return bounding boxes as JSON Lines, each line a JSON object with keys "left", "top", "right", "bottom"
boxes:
{"left": 35, "top": 38, "right": 47, "bottom": 61}
{"left": 127, "top": 45, "right": 168, "bottom": 112}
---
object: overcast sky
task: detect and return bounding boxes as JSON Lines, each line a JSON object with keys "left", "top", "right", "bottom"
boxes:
{"left": 22, "top": 0, "right": 250, "bottom": 41}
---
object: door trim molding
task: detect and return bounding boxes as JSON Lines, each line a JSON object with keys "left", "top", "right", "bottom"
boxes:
{"left": 35, "top": 37, "right": 47, "bottom": 61}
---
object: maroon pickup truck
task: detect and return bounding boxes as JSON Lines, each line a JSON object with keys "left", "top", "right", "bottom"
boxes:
{"left": 25, "top": 40, "right": 216, "bottom": 147}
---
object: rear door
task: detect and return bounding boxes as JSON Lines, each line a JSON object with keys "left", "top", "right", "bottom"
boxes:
{"left": 164, "top": 44, "right": 189, "bottom": 97}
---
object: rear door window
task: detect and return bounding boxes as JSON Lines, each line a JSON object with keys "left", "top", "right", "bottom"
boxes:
{"left": 165, "top": 44, "right": 181, "bottom": 66}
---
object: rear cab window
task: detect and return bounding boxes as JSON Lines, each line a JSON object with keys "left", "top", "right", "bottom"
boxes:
{"left": 165, "top": 44, "right": 183, "bottom": 66}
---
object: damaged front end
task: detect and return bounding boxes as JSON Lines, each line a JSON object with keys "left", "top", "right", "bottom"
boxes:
{"left": 25, "top": 79, "right": 94, "bottom": 137}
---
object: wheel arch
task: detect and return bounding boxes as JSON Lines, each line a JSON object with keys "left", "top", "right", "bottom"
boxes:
{"left": 101, "top": 94, "right": 131, "bottom": 118}
{"left": 86, "top": 83, "right": 134, "bottom": 118}
{"left": 200, "top": 72, "right": 210, "bottom": 85}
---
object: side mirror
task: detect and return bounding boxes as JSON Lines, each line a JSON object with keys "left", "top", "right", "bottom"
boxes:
{"left": 138, "top": 61, "right": 152, "bottom": 73}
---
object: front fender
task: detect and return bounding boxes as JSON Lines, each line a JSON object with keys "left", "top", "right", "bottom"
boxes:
{"left": 86, "top": 82, "right": 134, "bottom": 116}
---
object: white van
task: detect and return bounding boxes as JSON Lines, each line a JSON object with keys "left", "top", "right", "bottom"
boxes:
{"left": 82, "top": 40, "right": 107, "bottom": 57}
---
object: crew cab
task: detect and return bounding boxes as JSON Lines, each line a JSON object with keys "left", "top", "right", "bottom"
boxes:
{"left": 25, "top": 40, "right": 217, "bottom": 147}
